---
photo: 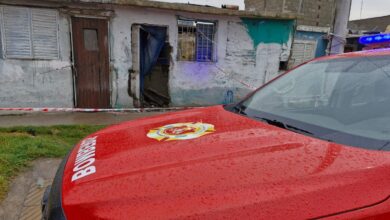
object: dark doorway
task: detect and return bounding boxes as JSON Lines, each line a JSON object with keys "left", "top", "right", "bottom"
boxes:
{"left": 72, "top": 17, "right": 110, "bottom": 108}
{"left": 139, "top": 26, "right": 171, "bottom": 107}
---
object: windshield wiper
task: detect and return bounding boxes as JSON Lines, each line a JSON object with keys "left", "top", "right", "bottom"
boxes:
{"left": 233, "top": 104, "right": 247, "bottom": 115}
{"left": 254, "top": 116, "right": 314, "bottom": 136}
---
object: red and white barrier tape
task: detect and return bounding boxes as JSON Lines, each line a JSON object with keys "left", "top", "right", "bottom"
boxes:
{"left": 0, "top": 107, "right": 199, "bottom": 113}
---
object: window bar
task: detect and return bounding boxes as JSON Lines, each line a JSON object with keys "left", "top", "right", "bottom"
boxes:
{"left": 192, "top": 24, "right": 195, "bottom": 61}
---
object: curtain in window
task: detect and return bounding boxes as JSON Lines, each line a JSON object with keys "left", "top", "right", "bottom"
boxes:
{"left": 139, "top": 26, "right": 167, "bottom": 94}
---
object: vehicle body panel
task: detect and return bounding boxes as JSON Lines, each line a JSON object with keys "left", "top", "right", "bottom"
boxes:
{"left": 43, "top": 49, "right": 390, "bottom": 219}
{"left": 61, "top": 105, "right": 390, "bottom": 219}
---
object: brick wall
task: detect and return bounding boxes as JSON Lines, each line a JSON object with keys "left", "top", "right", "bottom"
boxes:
{"left": 245, "top": 0, "right": 335, "bottom": 27}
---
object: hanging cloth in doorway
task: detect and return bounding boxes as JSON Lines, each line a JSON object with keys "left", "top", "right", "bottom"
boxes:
{"left": 139, "top": 26, "right": 167, "bottom": 94}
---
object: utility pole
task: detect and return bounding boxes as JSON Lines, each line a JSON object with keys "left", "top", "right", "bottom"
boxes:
{"left": 329, "top": 0, "right": 352, "bottom": 55}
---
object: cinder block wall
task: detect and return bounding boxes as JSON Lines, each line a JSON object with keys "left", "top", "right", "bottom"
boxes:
{"left": 245, "top": 0, "right": 335, "bottom": 27}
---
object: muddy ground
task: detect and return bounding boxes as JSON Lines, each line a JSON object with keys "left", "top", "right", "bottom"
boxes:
{"left": 0, "top": 159, "right": 61, "bottom": 220}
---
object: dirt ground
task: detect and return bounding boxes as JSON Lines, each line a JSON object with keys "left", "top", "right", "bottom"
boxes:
{"left": 0, "top": 159, "right": 62, "bottom": 220}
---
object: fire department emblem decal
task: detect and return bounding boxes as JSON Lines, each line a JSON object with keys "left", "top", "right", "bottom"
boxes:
{"left": 147, "top": 122, "right": 215, "bottom": 141}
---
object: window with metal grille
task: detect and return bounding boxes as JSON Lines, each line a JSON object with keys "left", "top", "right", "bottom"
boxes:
{"left": 178, "top": 19, "right": 216, "bottom": 62}
{"left": 0, "top": 6, "right": 59, "bottom": 59}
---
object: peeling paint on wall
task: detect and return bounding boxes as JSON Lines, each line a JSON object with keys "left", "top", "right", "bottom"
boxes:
{"left": 224, "top": 20, "right": 291, "bottom": 90}
{"left": 0, "top": 4, "right": 295, "bottom": 108}
{"left": 0, "top": 13, "right": 74, "bottom": 108}
{"left": 241, "top": 18, "right": 295, "bottom": 46}
{"left": 168, "top": 16, "right": 294, "bottom": 106}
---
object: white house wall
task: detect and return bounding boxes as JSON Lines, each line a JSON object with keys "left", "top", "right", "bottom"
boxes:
{"left": 0, "top": 4, "right": 293, "bottom": 108}
{"left": 0, "top": 13, "right": 73, "bottom": 107}
{"left": 111, "top": 6, "right": 294, "bottom": 107}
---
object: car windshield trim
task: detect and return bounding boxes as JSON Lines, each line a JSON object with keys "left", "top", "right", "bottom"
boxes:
{"left": 226, "top": 106, "right": 388, "bottom": 150}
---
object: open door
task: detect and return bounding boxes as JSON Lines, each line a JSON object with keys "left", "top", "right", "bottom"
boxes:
{"left": 139, "top": 25, "right": 171, "bottom": 107}
{"left": 72, "top": 17, "right": 110, "bottom": 108}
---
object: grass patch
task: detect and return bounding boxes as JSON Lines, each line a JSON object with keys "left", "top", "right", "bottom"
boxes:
{"left": 0, "top": 125, "right": 104, "bottom": 200}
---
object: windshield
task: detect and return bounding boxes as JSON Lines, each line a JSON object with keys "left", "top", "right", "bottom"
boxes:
{"left": 231, "top": 55, "right": 390, "bottom": 151}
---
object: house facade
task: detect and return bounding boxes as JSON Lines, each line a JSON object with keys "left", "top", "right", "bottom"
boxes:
{"left": 346, "top": 15, "right": 390, "bottom": 53}
{"left": 246, "top": 0, "right": 336, "bottom": 68}
{"left": 0, "top": 0, "right": 296, "bottom": 108}
{"left": 349, "top": 15, "right": 390, "bottom": 33}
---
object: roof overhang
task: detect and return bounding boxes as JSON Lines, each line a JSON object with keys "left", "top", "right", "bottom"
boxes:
{"left": 296, "top": 25, "right": 330, "bottom": 33}
{"left": 0, "top": 0, "right": 298, "bottom": 20}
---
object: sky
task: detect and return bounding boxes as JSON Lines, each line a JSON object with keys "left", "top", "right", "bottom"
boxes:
{"left": 349, "top": 0, "right": 390, "bottom": 20}
{"left": 152, "top": 0, "right": 390, "bottom": 21}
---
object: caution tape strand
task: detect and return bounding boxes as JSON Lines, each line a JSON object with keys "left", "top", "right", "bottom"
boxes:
{"left": 0, "top": 107, "right": 200, "bottom": 113}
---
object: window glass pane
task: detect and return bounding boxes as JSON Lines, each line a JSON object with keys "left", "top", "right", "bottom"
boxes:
{"left": 196, "top": 23, "right": 214, "bottom": 62}
{"left": 178, "top": 20, "right": 196, "bottom": 61}
{"left": 84, "top": 29, "right": 98, "bottom": 51}
{"left": 243, "top": 57, "right": 390, "bottom": 141}
{"left": 177, "top": 19, "right": 215, "bottom": 62}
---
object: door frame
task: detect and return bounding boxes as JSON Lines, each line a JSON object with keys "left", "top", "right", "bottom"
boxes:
{"left": 130, "top": 24, "right": 170, "bottom": 108}
{"left": 70, "top": 15, "right": 111, "bottom": 108}
{"left": 130, "top": 24, "right": 142, "bottom": 108}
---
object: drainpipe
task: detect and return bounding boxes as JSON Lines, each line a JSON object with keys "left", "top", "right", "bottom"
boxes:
{"left": 329, "top": 0, "right": 352, "bottom": 55}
